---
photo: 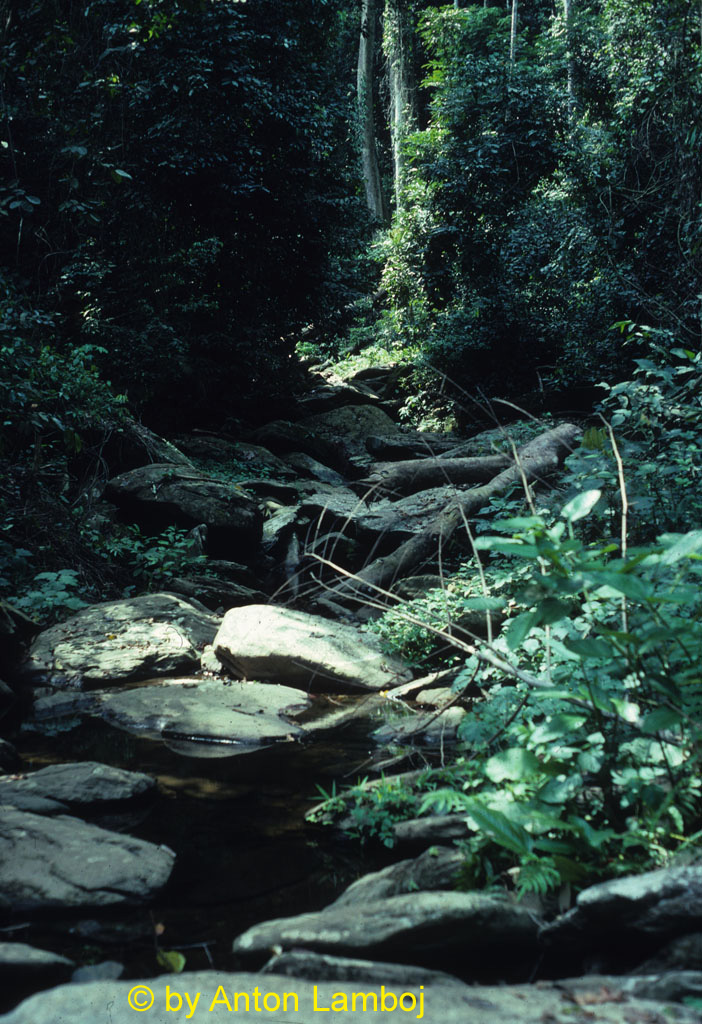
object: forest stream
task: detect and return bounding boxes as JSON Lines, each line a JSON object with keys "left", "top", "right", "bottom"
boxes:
{"left": 3, "top": 371, "right": 702, "bottom": 1024}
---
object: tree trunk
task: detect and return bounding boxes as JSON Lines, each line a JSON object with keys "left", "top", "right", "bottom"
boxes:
{"left": 320, "top": 423, "right": 581, "bottom": 605}
{"left": 358, "top": 0, "right": 388, "bottom": 224}
{"left": 564, "top": 0, "right": 575, "bottom": 107}
{"left": 385, "top": 0, "right": 416, "bottom": 212}
{"left": 363, "top": 453, "right": 512, "bottom": 496}
{"left": 510, "top": 0, "right": 518, "bottom": 63}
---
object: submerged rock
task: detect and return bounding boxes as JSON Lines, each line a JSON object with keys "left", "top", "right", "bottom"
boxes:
{"left": 0, "top": 809, "right": 174, "bottom": 910}
{"left": 0, "top": 762, "right": 155, "bottom": 815}
{"left": 20, "top": 593, "right": 218, "bottom": 690}
{"left": 214, "top": 604, "right": 411, "bottom": 693}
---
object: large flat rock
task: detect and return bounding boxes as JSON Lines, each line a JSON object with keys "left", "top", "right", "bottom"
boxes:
{"left": 2, "top": 971, "right": 699, "bottom": 1024}
{"left": 20, "top": 593, "right": 219, "bottom": 689}
{"left": 98, "top": 678, "right": 310, "bottom": 747}
{"left": 29, "top": 679, "right": 310, "bottom": 750}
{"left": 0, "top": 762, "right": 155, "bottom": 815}
{"left": 232, "top": 891, "right": 539, "bottom": 964}
{"left": 0, "top": 809, "right": 174, "bottom": 911}
{"left": 214, "top": 605, "right": 411, "bottom": 693}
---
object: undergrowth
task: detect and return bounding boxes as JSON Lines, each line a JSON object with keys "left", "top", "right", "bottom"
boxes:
{"left": 311, "top": 329, "right": 702, "bottom": 898}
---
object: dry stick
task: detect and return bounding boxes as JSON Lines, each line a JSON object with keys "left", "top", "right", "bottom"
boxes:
{"left": 312, "top": 552, "right": 624, "bottom": 727}
{"left": 601, "top": 415, "right": 629, "bottom": 633}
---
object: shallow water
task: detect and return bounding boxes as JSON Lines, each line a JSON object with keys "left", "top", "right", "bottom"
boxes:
{"left": 6, "top": 706, "right": 394, "bottom": 1003}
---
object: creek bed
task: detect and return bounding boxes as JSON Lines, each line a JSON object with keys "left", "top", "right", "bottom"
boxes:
{"left": 4, "top": 697, "right": 417, "bottom": 1009}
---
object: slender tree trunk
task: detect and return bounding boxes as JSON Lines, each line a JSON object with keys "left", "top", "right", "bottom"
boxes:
{"left": 358, "top": 0, "right": 388, "bottom": 224}
{"left": 385, "top": 0, "right": 416, "bottom": 212}
{"left": 510, "top": 0, "right": 518, "bottom": 63}
{"left": 564, "top": 0, "right": 575, "bottom": 107}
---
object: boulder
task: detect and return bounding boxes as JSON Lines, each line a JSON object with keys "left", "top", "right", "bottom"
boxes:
{"left": 232, "top": 891, "right": 539, "bottom": 968}
{"left": 20, "top": 593, "right": 219, "bottom": 690}
{"left": 103, "top": 463, "right": 262, "bottom": 559}
{"left": 332, "top": 847, "right": 465, "bottom": 908}
{"left": 261, "top": 950, "right": 464, "bottom": 988}
{"left": 373, "top": 706, "right": 466, "bottom": 745}
{"left": 173, "top": 436, "right": 296, "bottom": 479}
{"left": 281, "top": 452, "right": 346, "bottom": 486}
{"left": 392, "top": 815, "right": 471, "bottom": 847}
{"left": 298, "top": 405, "right": 400, "bottom": 470}
{"left": 541, "top": 865, "right": 702, "bottom": 951}
{"left": 2, "top": 972, "right": 699, "bottom": 1024}
{"left": 0, "top": 809, "right": 174, "bottom": 910}
{"left": 213, "top": 605, "right": 411, "bottom": 693}
{"left": 634, "top": 932, "right": 702, "bottom": 973}
{"left": 97, "top": 678, "right": 310, "bottom": 747}
{"left": 27, "top": 679, "right": 310, "bottom": 751}
{"left": 0, "top": 762, "right": 155, "bottom": 815}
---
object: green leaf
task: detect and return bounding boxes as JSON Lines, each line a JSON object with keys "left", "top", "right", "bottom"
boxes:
{"left": 563, "top": 636, "right": 612, "bottom": 660}
{"left": 658, "top": 530, "right": 702, "bottom": 565}
{"left": 461, "top": 596, "right": 506, "bottom": 611}
{"left": 473, "top": 537, "right": 539, "bottom": 557}
{"left": 640, "top": 708, "right": 683, "bottom": 734}
{"left": 156, "top": 950, "right": 186, "bottom": 973}
{"left": 485, "top": 748, "right": 540, "bottom": 783}
{"left": 561, "top": 489, "right": 602, "bottom": 523}
{"left": 505, "top": 610, "right": 539, "bottom": 650}
{"left": 110, "top": 168, "right": 133, "bottom": 184}
{"left": 464, "top": 802, "right": 534, "bottom": 856}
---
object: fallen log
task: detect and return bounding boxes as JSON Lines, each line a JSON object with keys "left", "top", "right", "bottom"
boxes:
{"left": 361, "top": 453, "right": 512, "bottom": 496}
{"left": 318, "top": 422, "right": 581, "bottom": 605}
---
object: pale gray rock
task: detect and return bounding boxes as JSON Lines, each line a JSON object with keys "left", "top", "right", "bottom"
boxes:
{"left": 541, "top": 865, "right": 702, "bottom": 949}
{"left": 96, "top": 678, "right": 310, "bottom": 746}
{"left": 0, "top": 942, "right": 74, "bottom": 977}
{"left": 0, "top": 809, "right": 174, "bottom": 910}
{"left": 0, "top": 762, "right": 155, "bottom": 815}
{"left": 214, "top": 605, "right": 411, "bottom": 693}
{"left": 20, "top": 593, "right": 218, "bottom": 689}
{"left": 2, "top": 971, "right": 700, "bottom": 1024}
{"left": 261, "top": 950, "right": 465, "bottom": 988}
{"left": 103, "top": 463, "right": 262, "bottom": 558}
{"left": 332, "top": 847, "right": 465, "bottom": 907}
{"left": 232, "top": 891, "right": 538, "bottom": 963}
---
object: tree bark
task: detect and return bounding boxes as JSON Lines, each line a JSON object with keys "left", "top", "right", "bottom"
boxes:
{"left": 363, "top": 453, "right": 512, "bottom": 496}
{"left": 510, "top": 0, "right": 518, "bottom": 63}
{"left": 564, "top": 0, "right": 575, "bottom": 108}
{"left": 358, "top": 0, "right": 388, "bottom": 224}
{"left": 321, "top": 423, "right": 581, "bottom": 604}
{"left": 385, "top": 0, "right": 416, "bottom": 212}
